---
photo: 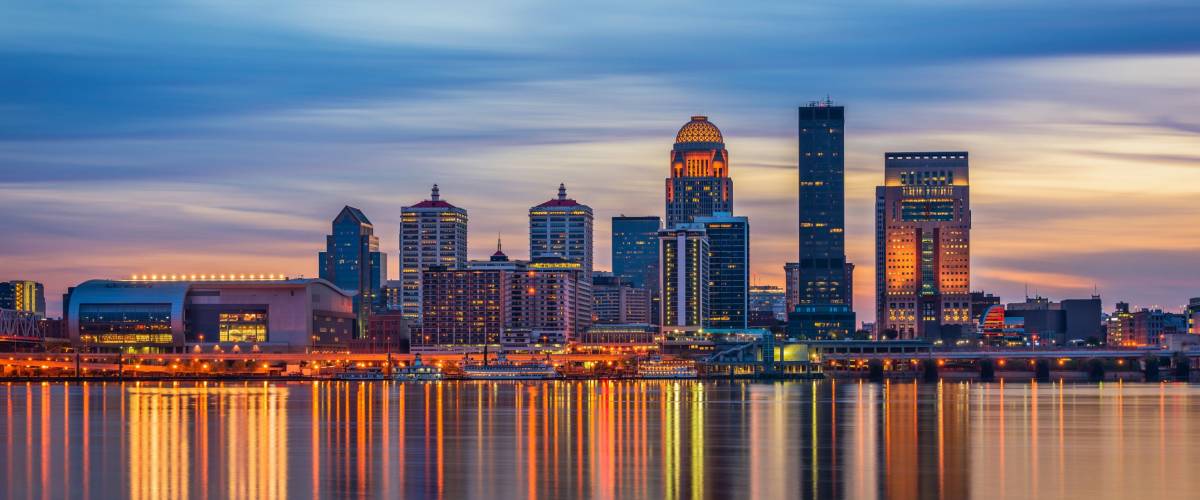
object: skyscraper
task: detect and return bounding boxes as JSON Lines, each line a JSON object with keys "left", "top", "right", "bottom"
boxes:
{"left": 0, "top": 280, "right": 46, "bottom": 318}
{"left": 790, "top": 102, "right": 855, "bottom": 339}
{"left": 875, "top": 152, "right": 971, "bottom": 340}
{"left": 611, "top": 215, "right": 661, "bottom": 323}
{"left": 529, "top": 184, "right": 594, "bottom": 276}
{"left": 695, "top": 212, "right": 749, "bottom": 328}
{"left": 659, "top": 224, "right": 709, "bottom": 327}
{"left": 399, "top": 184, "right": 468, "bottom": 322}
{"left": 319, "top": 206, "right": 387, "bottom": 339}
{"left": 665, "top": 116, "right": 733, "bottom": 227}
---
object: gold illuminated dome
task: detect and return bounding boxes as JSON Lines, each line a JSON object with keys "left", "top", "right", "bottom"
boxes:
{"left": 675, "top": 116, "right": 723, "bottom": 144}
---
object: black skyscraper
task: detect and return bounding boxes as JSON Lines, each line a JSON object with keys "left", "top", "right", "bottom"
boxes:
{"left": 788, "top": 101, "right": 855, "bottom": 339}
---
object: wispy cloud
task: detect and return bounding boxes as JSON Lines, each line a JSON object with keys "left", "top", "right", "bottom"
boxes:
{"left": 2, "top": 1, "right": 1199, "bottom": 318}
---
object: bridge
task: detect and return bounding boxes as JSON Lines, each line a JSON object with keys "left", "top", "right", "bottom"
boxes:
{"left": 0, "top": 309, "right": 46, "bottom": 344}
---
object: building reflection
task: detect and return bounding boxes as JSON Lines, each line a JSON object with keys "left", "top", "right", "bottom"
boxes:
{"left": 2, "top": 380, "right": 1200, "bottom": 499}
{"left": 126, "top": 384, "right": 289, "bottom": 500}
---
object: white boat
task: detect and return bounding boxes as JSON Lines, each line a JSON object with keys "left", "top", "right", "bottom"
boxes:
{"left": 394, "top": 355, "right": 444, "bottom": 381}
{"left": 462, "top": 352, "right": 558, "bottom": 380}
{"left": 637, "top": 357, "right": 698, "bottom": 379}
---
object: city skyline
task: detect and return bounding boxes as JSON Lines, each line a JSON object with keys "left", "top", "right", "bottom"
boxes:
{"left": 3, "top": 2, "right": 1200, "bottom": 321}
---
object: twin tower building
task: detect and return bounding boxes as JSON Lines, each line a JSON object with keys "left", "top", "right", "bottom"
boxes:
{"left": 321, "top": 104, "right": 972, "bottom": 347}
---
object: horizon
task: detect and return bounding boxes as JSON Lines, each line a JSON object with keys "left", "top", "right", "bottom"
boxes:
{"left": 3, "top": 2, "right": 1200, "bottom": 321}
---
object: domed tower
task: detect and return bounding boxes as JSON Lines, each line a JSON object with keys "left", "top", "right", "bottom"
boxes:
{"left": 665, "top": 116, "right": 734, "bottom": 226}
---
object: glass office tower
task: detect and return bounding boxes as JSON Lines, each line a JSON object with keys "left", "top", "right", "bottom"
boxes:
{"left": 319, "top": 205, "right": 386, "bottom": 339}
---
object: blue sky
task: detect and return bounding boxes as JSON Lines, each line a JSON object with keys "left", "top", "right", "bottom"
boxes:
{"left": 2, "top": 1, "right": 1199, "bottom": 320}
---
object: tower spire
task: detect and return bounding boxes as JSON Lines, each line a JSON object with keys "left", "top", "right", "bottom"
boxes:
{"left": 496, "top": 232, "right": 502, "bottom": 253}
{"left": 431, "top": 184, "right": 440, "bottom": 201}
{"left": 558, "top": 183, "right": 567, "bottom": 200}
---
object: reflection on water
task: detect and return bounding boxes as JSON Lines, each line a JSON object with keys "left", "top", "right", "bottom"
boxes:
{"left": 3, "top": 380, "right": 1200, "bottom": 499}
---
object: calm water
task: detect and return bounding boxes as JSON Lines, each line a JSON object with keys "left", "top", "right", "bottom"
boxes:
{"left": 2, "top": 380, "right": 1200, "bottom": 499}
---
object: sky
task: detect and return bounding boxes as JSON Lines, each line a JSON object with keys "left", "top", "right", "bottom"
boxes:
{"left": 2, "top": 1, "right": 1199, "bottom": 321}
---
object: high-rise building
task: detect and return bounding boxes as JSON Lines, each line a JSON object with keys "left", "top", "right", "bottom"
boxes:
{"left": 511, "top": 256, "right": 591, "bottom": 346}
{"left": 592, "top": 273, "right": 651, "bottom": 324}
{"left": 415, "top": 266, "right": 509, "bottom": 351}
{"left": 414, "top": 252, "right": 590, "bottom": 352}
{"left": 791, "top": 102, "right": 855, "bottom": 339}
{"left": 665, "top": 116, "right": 733, "bottom": 227}
{"left": 659, "top": 224, "right": 709, "bottom": 327}
{"left": 0, "top": 280, "right": 46, "bottom": 318}
{"left": 612, "top": 216, "right": 661, "bottom": 323}
{"left": 399, "top": 185, "right": 468, "bottom": 322}
{"left": 319, "top": 206, "right": 387, "bottom": 339}
{"left": 696, "top": 212, "right": 749, "bottom": 328}
{"left": 875, "top": 152, "right": 971, "bottom": 340}
{"left": 530, "top": 184, "right": 594, "bottom": 277}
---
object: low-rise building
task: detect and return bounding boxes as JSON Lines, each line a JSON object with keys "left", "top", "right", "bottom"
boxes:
{"left": 65, "top": 277, "right": 355, "bottom": 352}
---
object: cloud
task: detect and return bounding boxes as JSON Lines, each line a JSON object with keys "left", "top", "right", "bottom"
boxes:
{"left": 2, "top": 2, "right": 1200, "bottom": 320}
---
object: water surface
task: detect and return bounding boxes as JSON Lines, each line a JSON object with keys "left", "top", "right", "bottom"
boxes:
{"left": 2, "top": 380, "right": 1199, "bottom": 499}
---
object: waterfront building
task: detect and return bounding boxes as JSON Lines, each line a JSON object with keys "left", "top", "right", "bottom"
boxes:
{"left": 415, "top": 252, "right": 590, "bottom": 352}
{"left": 1003, "top": 295, "right": 1103, "bottom": 345}
{"left": 1106, "top": 302, "right": 1135, "bottom": 346}
{"left": 696, "top": 212, "right": 749, "bottom": 328}
{"left": 875, "top": 152, "right": 971, "bottom": 340}
{"left": 510, "top": 256, "right": 591, "bottom": 346}
{"left": 592, "top": 273, "right": 651, "bottom": 324}
{"left": 578, "top": 323, "right": 658, "bottom": 347}
{"left": 65, "top": 276, "right": 354, "bottom": 352}
{"left": 748, "top": 285, "right": 787, "bottom": 325}
{"left": 612, "top": 216, "right": 661, "bottom": 322}
{"left": 415, "top": 266, "right": 508, "bottom": 351}
{"left": 530, "top": 184, "right": 594, "bottom": 277}
{"left": 399, "top": 185, "right": 468, "bottom": 322}
{"left": 318, "top": 206, "right": 386, "bottom": 339}
{"left": 659, "top": 224, "right": 709, "bottom": 327}
{"left": 0, "top": 280, "right": 46, "bottom": 318}
{"left": 792, "top": 102, "right": 855, "bottom": 339}
{"left": 665, "top": 116, "right": 733, "bottom": 226}
{"left": 366, "top": 311, "right": 409, "bottom": 352}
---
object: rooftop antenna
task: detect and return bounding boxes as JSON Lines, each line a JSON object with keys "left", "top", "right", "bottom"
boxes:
{"left": 496, "top": 232, "right": 502, "bottom": 253}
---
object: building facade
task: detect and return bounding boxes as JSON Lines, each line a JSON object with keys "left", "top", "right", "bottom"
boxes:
{"left": 792, "top": 102, "right": 855, "bottom": 339}
{"left": 66, "top": 277, "right": 354, "bottom": 352}
{"left": 875, "top": 152, "right": 971, "bottom": 340}
{"left": 612, "top": 216, "right": 661, "bottom": 323}
{"left": 319, "top": 206, "right": 386, "bottom": 339}
{"left": 415, "top": 253, "right": 590, "bottom": 352}
{"left": 748, "top": 285, "right": 787, "bottom": 326}
{"left": 399, "top": 185, "right": 468, "bottom": 322}
{"left": 665, "top": 116, "right": 733, "bottom": 227}
{"left": 415, "top": 267, "right": 508, "bottom": 351}
{"left": 659, "top": 225, "right": 709, "bottom": 327}
{"left": 696, "top": 212, "right": 749, "bottom": 329}
{"left": 592, "top": 273, "right": 651, "bottom": 324}
{"left": 0, "top": 280, "right": 46, "bottom": 318}
{"left": 510, "top": 256, "right": 591, "bottom": 346}
{"left": 530, "top": 184, "right": 594, "bottom": 277}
